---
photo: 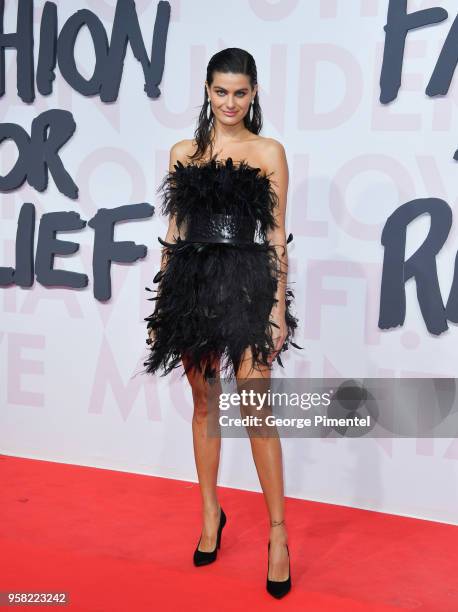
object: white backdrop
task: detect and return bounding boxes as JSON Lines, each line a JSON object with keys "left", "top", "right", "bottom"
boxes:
{"left": 1, "top": 0, "right": 457, "bottom": 525}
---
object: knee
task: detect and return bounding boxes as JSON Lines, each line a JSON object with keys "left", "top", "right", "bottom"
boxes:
{"left": 192, "top": 391, "right": 209, "bottom": 422}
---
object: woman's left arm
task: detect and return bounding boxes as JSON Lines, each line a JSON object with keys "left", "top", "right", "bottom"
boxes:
{"left": 263, "top": 140, "right": 289, "bottom": 362}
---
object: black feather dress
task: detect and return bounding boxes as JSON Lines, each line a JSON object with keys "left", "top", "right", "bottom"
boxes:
{"left": 143, "top": 156, "right": 302, "bottom": 381}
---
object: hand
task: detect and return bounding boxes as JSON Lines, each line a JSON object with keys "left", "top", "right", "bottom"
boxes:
{"left": 268, "top": 305, "right": 287, "bottom": 364}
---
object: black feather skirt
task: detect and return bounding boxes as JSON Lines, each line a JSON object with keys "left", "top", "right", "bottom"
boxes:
{"left": 143, "top": 156, "right": 302, "bottom": 382}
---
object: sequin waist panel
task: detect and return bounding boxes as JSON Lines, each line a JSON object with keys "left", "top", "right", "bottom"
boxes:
{"left": 185, "top": 213, "right": 257, "bottom": 244}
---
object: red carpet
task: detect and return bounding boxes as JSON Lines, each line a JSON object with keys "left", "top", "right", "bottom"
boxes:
{"left": 1, "top": 454, "right": 457, "bottom": 611}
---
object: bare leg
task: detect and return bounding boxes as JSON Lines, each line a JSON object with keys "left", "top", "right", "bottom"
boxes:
{"left": 182, "top": 352, "right": 223, "bottom": 552}
{"left": 236, "top": 348, "right": 289, "bottom": 581}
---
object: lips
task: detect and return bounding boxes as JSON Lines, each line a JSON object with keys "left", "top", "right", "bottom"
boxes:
{"left": 223, "top": 111, "right": 237, "bottom": 116}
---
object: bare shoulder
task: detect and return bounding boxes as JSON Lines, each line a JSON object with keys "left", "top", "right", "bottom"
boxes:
{"left": 169, "top": 139, "right": 196, "bottom": 167}
{"left": 254, "top": 137, "right": 287, "bottom": 175}
{"left": 260, "top": 137, "right": 286, "bottom": 160}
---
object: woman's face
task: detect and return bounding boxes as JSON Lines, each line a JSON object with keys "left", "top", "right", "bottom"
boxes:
{"left": 206, "top": 72, "right": 257, "bottom": 125}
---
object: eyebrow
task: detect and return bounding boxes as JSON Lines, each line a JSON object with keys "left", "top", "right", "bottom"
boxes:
{"left": 213, "top": 86, "right": 249, "bottom": 92}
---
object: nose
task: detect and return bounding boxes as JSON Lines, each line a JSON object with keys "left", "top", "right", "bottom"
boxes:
{"left": 226, "top": 95, "right": 236, "bottom": 108}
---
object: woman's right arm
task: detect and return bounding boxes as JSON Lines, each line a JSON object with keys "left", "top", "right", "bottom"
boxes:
{"left": 157, "top": 140, "right": 190, "bottom": 272}
{"left": 147, "top": 142, "right": 189, "bottom": 343}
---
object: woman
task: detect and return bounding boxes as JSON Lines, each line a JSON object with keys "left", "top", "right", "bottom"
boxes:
{"left": 143, "top": 48, "right": 301, "bottom": 599}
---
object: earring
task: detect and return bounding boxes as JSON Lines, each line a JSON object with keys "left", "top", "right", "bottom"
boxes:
{"left": 249, "top": 99, "right": 254, "bottom": 121}
{"left": 206, "top": 100, "right": 212, "bottom": 121}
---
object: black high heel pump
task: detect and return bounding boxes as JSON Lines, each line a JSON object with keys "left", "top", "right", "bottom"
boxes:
{"left": 193, "top": 506, "right": 226, "bottom": 566}
{"left": 266, "top": 520, "right": 291, "bottom": 598}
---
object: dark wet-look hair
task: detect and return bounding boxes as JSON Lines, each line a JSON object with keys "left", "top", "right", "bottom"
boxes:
{"left": 190, "top": 48, "right": 262, "bottom": 161}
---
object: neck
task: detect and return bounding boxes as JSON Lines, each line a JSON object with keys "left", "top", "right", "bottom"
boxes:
{"left": 210, "top": 121, "right": 249, "bottom": 145}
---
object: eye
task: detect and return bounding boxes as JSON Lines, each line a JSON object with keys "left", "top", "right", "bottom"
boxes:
{"left": 215, "top": 90, "right": 246, "bottom": 97}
